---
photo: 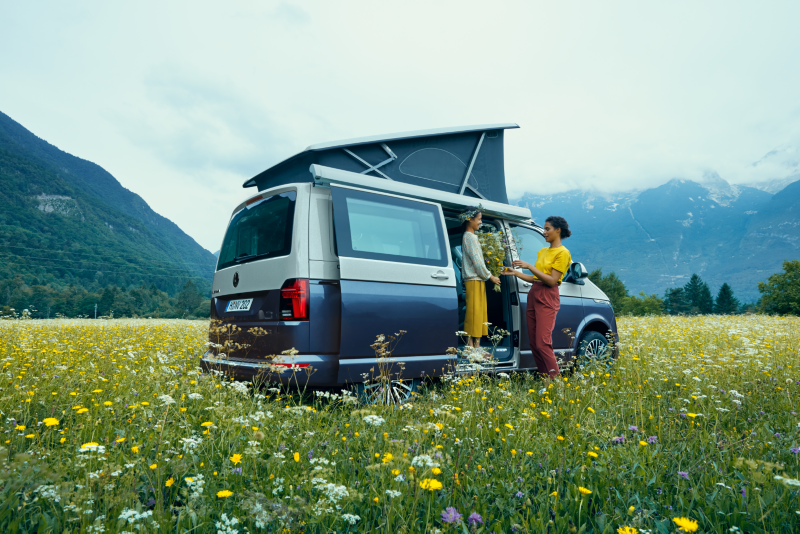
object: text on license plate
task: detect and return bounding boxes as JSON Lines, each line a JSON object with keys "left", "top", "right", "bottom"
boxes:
{"left": 225, "top": 298, "right": 253, "bottom": 312}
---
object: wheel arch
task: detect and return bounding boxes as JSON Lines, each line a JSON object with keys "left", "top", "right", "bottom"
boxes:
{"left": 573, "top": 314, "right": 614, "bottom": 350}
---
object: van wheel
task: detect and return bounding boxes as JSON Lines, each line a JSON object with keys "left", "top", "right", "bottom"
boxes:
{"left": 575, "top": 331, "right": 614, "bottom": 370}
{"left": 356, "top": 378, "right": 420, "bottom": 405}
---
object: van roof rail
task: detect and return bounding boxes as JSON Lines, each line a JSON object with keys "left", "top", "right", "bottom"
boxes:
{"left": 310, "top": 164, "right": 533, "bottom": 223}
{"left": 243, "top": 123, "right": 520, "bottom": 204}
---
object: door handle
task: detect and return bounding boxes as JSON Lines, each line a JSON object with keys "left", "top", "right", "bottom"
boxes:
{"left": 522, "top": 281, "right": 531, "bottom": 287}
{"left": 430, "top": 270, "right": 449, "bottom": 280}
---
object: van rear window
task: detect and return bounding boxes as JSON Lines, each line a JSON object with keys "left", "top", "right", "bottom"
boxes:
{"left": 217, "top": 191, "right": 296, "bottom": 271}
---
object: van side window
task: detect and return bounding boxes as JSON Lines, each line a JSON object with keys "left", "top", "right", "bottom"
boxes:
{"left": 510, "top": 225, "right": 547, "bottom": 268}
{"left": 331, "top": 187, "right": 448, "bottom": 267}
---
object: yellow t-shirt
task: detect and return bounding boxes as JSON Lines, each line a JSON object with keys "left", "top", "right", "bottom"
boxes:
{"left": 533, "top": 246, "right": 572, "bottom": 283}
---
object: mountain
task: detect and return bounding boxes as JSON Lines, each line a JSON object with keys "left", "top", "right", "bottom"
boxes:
{"left": 0, "top": 111, "right": 216, "bottom": 298}
{"left": 513, "top": 175, "right": 799, "bottom": 302}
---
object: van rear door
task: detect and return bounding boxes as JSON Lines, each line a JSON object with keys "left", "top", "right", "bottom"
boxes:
{"left": 329, "top": 184, "right": 458, "bottom": 358}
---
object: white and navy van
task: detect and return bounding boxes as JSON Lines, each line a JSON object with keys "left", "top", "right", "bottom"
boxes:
{"left": 202, "top": 124, "right": 617, "bottom": 398}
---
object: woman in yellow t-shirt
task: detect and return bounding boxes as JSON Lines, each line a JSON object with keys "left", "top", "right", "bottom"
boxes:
{"left": 502, "top": 216, "right": 571, "bottom": 378}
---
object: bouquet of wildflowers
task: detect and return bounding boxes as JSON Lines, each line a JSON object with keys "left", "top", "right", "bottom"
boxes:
{"left": 476, "top": 227, "right": 507, "bottom": 292}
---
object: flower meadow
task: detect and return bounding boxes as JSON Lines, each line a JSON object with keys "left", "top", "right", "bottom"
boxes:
{"left": 1, "top": 316, "right": 799, "bottom": 533}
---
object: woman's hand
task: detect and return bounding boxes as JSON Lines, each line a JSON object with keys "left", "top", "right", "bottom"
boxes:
{"left": 512, "top": 260, "right": 531, "bottom": 270}
{"left": 489, "top": 276, "right": 501, "bottom": 285}
{"left": 500, "top": 266, "right": 517, "bottom": 277}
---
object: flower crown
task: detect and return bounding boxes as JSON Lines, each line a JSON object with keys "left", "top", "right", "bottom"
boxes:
{"left": 458, "top": 204, "right": 485, "bottom": 223}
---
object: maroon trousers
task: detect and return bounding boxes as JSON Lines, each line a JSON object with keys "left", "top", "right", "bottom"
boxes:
{"left": 526, "top": 282, "right": 561, "bottom": 378}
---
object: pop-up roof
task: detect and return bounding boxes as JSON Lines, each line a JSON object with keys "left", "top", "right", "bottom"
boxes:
{"left": 243, "top": 123, "right": 519, "bottom": 204}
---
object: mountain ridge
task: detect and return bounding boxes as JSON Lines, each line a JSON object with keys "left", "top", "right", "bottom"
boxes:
{"left": 512, "top": 176, "right": 799, "bottom": 301}
{"left": 0, "top": 111, "right": 216, "bottom": 297}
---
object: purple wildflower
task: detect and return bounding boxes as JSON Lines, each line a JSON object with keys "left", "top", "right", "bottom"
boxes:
{"left": 741, "top": 487, "right": 746, "bottom": 497}
{"left": 516, "top": 491, "right": 524, "bottom": 498}
{"left": 647, "top": 436, "right": 658, "bottom": 444}
{"left": 308, "top": 450, "right": 314, "bottom": 460}
{"left": 628, "top": 425, "right": 639, "bottom": 432}
{"left": 231, "top": 467, "right": 242, "bottom": 474}
{"left": 612, "top": 435, "right": 626, "bottom": 443}
{"left": 790, "top": 447, "right": 799, "bottom": 454}
{"left": 468, "top": 512, "right": 484, "bottom": 526}
{"left": 441, "top": 507, "right": 463, "bottom": 525}
{"left": 677, "top": 471, "right": 689, "bottom": 480}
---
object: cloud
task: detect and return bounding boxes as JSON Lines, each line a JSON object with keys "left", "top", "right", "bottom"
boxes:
{"left": 273, "top": 2, "right": 311, "bottom": 25}
{"left": 114, "top": 64, "right": 298, "bottom": 183}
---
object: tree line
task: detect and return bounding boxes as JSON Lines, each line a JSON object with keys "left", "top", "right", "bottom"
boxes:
{"left": 590, "top": 259, "right": 800, "bottom": 316}
{"left": 0, "top": 277, "right": 210, "bottom": 319}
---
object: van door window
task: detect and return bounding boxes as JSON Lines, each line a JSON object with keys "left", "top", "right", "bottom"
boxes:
{"left": 510, "top": 225, "right": 547, "bottom": 266}
{"left": 217, "top": 191, "right": 296, "bottom": 271}
{"left": 330, "top": 186, "right": 448, "bottom": 267}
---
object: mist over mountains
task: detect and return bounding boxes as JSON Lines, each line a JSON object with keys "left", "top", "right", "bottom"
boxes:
{"left": 513, "top": 172, "right": 800, "bottom": 302}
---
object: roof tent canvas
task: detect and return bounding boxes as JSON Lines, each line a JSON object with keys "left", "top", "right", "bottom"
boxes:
{"left": 243, "top": 123, "right": 519, "bottom": 204}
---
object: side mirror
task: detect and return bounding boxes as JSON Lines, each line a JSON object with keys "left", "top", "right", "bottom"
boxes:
{"left": 564, "top": 262, "right": 588, "bottom": 285}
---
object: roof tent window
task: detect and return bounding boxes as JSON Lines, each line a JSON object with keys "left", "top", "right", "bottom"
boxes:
{"left": 331, "top": 187, "right": 448, "bottom": 267}
{"left": 217, "top": 191, "right": 296, "bottom": 271}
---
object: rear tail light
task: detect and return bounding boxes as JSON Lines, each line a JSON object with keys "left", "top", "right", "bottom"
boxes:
{"left": 280, "top": 279, "right": 309, "bottom": 320}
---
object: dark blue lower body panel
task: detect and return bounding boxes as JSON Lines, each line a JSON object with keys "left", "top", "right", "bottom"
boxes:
{"left": 339, "top": 280, "right": 458, "bottom": 358}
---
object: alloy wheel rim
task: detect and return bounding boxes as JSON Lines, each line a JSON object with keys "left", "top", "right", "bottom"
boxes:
{"left": 362, "top": 379, "right": 414, "bottom": 405}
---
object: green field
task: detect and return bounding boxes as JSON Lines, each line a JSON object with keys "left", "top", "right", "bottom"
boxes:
{"left": 1, "top": 316, "right": 799, "bottom": 533}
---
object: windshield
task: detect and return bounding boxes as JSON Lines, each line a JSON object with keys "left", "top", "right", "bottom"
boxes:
{"left": 217, "top": 191, "right": 296, "bottom": 271}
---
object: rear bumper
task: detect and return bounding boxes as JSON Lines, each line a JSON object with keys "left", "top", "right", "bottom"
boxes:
{"left": 200, "top": 352, "right": 456, "bottom": 386}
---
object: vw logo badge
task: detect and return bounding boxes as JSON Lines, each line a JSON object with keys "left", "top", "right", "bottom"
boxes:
{"left": 233, "top": 272, "right": 239, "bottom": 287}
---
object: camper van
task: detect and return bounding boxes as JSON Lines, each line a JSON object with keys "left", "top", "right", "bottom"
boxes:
{"left": 202, "top": 124, "right": 617, "bottom": 400}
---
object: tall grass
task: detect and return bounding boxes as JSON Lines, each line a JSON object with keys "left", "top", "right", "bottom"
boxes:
{"left": 1, "top": 316, "right": 798, "bottom": 533}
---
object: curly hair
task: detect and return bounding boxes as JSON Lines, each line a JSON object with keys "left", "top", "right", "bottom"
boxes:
{"left": 545, "top": 216, "right": 572, "bottom": 238}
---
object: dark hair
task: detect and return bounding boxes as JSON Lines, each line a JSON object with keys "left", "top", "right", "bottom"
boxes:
{"left": 545, "top": 216, "right": 571, "bottom": 238}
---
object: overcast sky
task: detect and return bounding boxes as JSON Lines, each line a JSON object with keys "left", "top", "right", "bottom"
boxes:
{"left": 2, "top": 1, "right": 799, "bottom": 252}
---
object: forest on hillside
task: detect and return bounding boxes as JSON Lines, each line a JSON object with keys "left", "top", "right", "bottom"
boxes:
{"left": 0, "top": 278, "right": 210, "bottom": 319}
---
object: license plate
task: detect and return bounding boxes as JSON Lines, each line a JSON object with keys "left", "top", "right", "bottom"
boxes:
{"left": 225, "top": 298, "right": 253, "bottom": 312}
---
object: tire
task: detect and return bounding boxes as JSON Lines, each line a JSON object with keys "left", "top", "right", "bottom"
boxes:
{"left": 356, "top": 378, "right": 421, "bottom": 405}
{"left": 575, "top": 331, "right": 614, "bottom": 371}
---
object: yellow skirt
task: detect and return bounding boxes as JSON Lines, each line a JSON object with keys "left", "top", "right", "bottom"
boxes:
{"left": 464, "top": 280, "right": 488, "bottom": 338}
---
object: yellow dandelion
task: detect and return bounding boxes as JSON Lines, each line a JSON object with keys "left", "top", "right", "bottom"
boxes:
{"left": 230, "top": 454, "right": 243, "bottom": 465}
{"left": 391, "top": 469, "right": 401, "bottom": 476}
{"left": 672, "top": 517, "right": 698, "bottom": 532}
{"left": 217, "top": 489, "right": 233, "bottom": 498}
{"left": 587, "top": 407, "right": 595, "bottom": 413}
{"left": 14, "top": 425, "right": 25, "bottom": 431}
{"left": 81, "top": 442, "right": 99, "bottom": 449}
{"left": 686, "top": 413, "right": 698, "bottom": 418}
{"left": 60, "top": 437, "right": 66, "bottom": 444}
{"left": 431, "top": 467, "right": 442, "bottom": 475}
{"left": 165, "top": 477, "right": 174, "bottom": 487}
{"left": 42, "top": 418, "right": 59, "bottom": 427}
{"left": 578, "top": 486, "right": 592, "bottom": 495}
{"left": 617, "top": 527, "right": 638, "bottom": 534}
{"left": 104, "top": 401, "right": 112, "bottom": 406}
{"left": 373, "top": 497, "right": 379, "bottom": 504}
{"left": 200, "top": 422, "right": 213, "bottom": 427}
{"left": 587, "top": 451, "right": 598, "bottom": 458}
{"left": 131, "top": 446, "right": 139, "bottom": 454}
{"left": 550, "top": 491, "right": 558, "bottom": 497}
{"left": 25, "top": 434, "right": 35, "bottom": 439}
{"left": 150, "top": 464, "right": 157, "bottom": 469}
{"left": 557, "top": 436, "right": 565, "bottom": 441}
{"left": 294, "top": 452, "right": 300, "bottom": 462}
{"left": 419, "top": 478, "right": 443, "bottom": 491}
{"left": 382, "top": 453, "right": 394, "bottom": 463}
